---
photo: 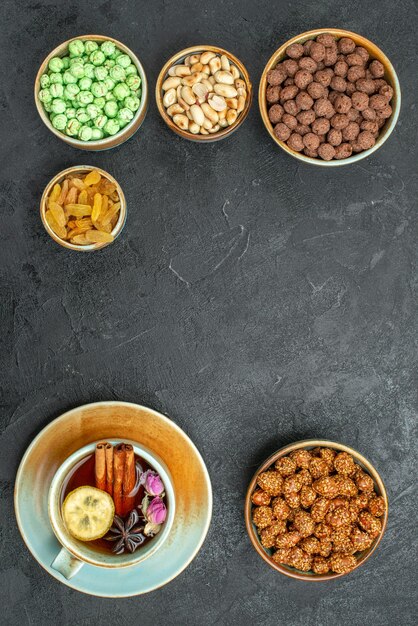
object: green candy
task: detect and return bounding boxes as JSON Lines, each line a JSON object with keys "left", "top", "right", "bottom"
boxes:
{"left": 113, "top": 82, "right": 130, "bottom": 101}
{"left": 69, "top": 56, "right": 84, "bottom": 66}
{"left": 110, "top": 65, "right": 125, "bottom": 82}
{"left": 77, "top": 90, "right": 94, "bottom": 105}
{"left": 118, "top": 107, "right": 134, "bottom": 124}
{"left": 44, "top": 101, "right": 53, "bottom": 113}
{"left": 104, "top": 58, "right": 116, "bottom": 69}
{"left": 84, "top": 40, "right": 99, "bottom": 55}
{"left": 104, "top": 77, "right": 116, "bottom": 91}
{"left": 104, "top": 118, "right": 120, "bottom": 135}
{"left": 69, "top": 63, "right": 85, "bottom": 79}
{"left": 49, "top": 83, "right": 64, "bottom": 98}
{"left": 93, "top": 96, "right": 106, "bottom": 108}
{"left": 116, "top": 54, "right": 131, "bottom": 69}
{"left": 40, "top": 74, "right": 50, "bottom": 88}
{"left": 50, "top": 72, "right": 63, "bottom": 84}
{"left": 48, "top": 57, "right": 64, "bottom": 72}
{"left": 66, "top": 108, "right": 76, "bottom": 119}
{"left": 94, "top": 66, "right": 108, "bottom": 81}
{"left": 66, "top": 119, "right": 82, "bottom": 136}
{"left": 68, "top": 40, "right": 85, "bottom": 57}
{"left": 90, "top": 50, "right": 105, "bottom": 66}
{"left": 91, "top": 82, "right": 108, "bottom": 98}
{"left": 124, "top": 95, "right": 140, "bottom": 112}
{"left": 94, "top": 114, "right": 108, "bottom": 129}
{"left": 126, "top": 75, "right": 141, "bottom": 91}
{"left": 83, "top": 63, "right": 95, "bottom": 79}
{"left": 105, "top": 91, "right": 116, "bottom": 101}
{"left": 61, "top": 56, "right": 71, "bottom": 69}
{"left": 63, "top": 70, "right": 78, "bottom": 85}
{"left": 78, "top": 125, "right": 93, "bottom": 141}
{"left": 91, "top": 128, "right": 104, "bottom": 140}
{"left": 125, "top": 64, "right": 138, "bottom": 77}
{"left": 52, "top": 113, "right": 67, "bottom": 130}
{"left": 51, "top": 98, "right": 66, "bottom": 114}
{"left": 86, "top": 103, "right": 100, "bottom": 119}
{"left": 104, "top": 101, "right": 118, "bottom": 118}
{"left": 39, "top": 88, "right": 52, "bottom": 104}
{"left": 64, "top": 84, "right": 80, "bottom": 100}
{"left": 101, "top": 41, "right": 116, "bottom": 57}
{"left": 76, "top": 108, "right": 89, "bottom": 123}
{"left": 78, "top": 77, "right": 92, "bottom": 91}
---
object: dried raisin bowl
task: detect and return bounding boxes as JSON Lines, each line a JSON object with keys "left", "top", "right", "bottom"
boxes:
{"left": 40, "top": 165, "right": 127, "bottom": 251}
{"left": 259, "top": 29, "right": 400, "bottom": 166}
{"left": 245, "top": 440, "right": 388, "bottom": 580}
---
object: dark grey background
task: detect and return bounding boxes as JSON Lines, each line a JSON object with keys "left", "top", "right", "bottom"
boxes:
{"left": 1, "top": 0, "right": 417, "bottom": 624}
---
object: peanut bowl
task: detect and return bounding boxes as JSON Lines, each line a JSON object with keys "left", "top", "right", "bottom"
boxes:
{"left": 259, "top": 29, "right": 401, "bottom": 166}
{"left": 156, "top": 45, "right": 252, "bottom": 142}
{"left": 245, "top": 439, "right": 388, "bottom": 580}
{"left": 40, "top": 165, "right": 126, "bottom": 251}
{"left": 35, "top": 35, "right": 148, "bottom": 150}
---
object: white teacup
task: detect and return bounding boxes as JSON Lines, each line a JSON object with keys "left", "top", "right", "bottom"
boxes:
{"left": 48, "top": 440, "right": 175, "bottom": 579}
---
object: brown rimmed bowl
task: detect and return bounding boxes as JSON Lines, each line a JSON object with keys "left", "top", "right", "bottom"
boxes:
{"left": 259, "top": 28, "right": 401, "bottom": 166}
{"left": 245, "top": 439, "right": 388, "bottom": 581}
{"left": 40, "top": 165, "right": 126, "bottom": 251}
{"left": 156, "top": 45, "right": 252, "bottom": 142}
{"left": 35, "top": 35, "right": 148, "bottom": 151}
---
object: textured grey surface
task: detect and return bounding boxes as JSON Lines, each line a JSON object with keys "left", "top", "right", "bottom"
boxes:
{"left": 1, "top": 0, "right": 418, "bottom": 624}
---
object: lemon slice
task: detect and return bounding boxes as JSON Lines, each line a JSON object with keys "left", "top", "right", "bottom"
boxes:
{"left": 62, "top": 486, "right": 115, "bottom": 542}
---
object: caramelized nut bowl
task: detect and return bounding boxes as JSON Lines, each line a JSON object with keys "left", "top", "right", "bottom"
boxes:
{"left": 245, "top": 440, "right": 388, "bottom": 581}
{"left": 259, "top": 29, "right": 401, "bottom": 166}
{"left": 40, "top": 165, "right": 126, "bottom": 251}
{"left": 156, "top": 45, "right": 252, "bottom": 142}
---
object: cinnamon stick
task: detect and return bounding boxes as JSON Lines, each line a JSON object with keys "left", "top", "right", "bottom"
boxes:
{"left": 95, "top": 443, "right": 106, "bottom": 491}
{"left": 105, "top": 443, "right": 114, "bottom": 497}
{"left": 113, "top": 443, "right": 125, "bottom": 517}
{"left": 122, "top": 444, "right": 136, "bottom": 516}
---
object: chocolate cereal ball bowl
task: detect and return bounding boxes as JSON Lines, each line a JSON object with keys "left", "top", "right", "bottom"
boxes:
{"left": 156, "top": 45, "right": 252, "bottom": 142}
{"left": 259, "top": 29, "right": 400, "bottom": 166}
{"left": 245, "top": 440, "right": 388, "bottom": 580}
{"left": 35, "top": 35, "right": 148, "bottom": 150}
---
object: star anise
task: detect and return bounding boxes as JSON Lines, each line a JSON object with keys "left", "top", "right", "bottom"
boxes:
{"left": 104, "top": 509, "right": 145, "bottom": 554}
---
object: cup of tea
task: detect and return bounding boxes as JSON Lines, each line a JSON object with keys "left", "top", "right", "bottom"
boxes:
{"left": 48, "top": 440, "right": 175, "bottom": 579}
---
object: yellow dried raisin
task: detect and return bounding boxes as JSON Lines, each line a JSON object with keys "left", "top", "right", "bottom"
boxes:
{"left": 85, "top": 230, "right": 114, "bottom": 243}
{"left": 91, "top": 193, "right": 102, "bottom": 222}
{"left": 84, "top": 170, "right": 101, "bottom": 186}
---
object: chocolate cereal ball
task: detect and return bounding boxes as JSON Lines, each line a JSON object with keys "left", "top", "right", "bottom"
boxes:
{"left": 380, "top": 84, "right": 394, "bottom": 100}
{"left": 360, "top": 120, "right": 379, "bottom": 135}
{"left": 317, "top": 33, "right": 336, "bottom": 47}
{"left": 283, "top": 99, "right": 300, "bottom": 116}
{"left": 345, "top": 82, "right": 356, "bottom": 96}
{"left": 314, "top": 68, "right": 333, "bottom": 87}
{"left": 282, "top": 58, "right": 299, "bottom": 76}
{"left": 280, "top": 85, "right": 299, "bottom": 101}
{"left": 294, "top": 69, "right": 313, "bottom": 89}
{"left": 314, "top": 98, "right": 335, "bottom": 119}
{"left": 338, "top": 37, "right": 356, "bottom": 54}
{"left": 310, "top": 41, "right": 326, "bottom": 62}
{"left": 327, "top": 128, "right": 342, "bottom": 146}
{"left": 362, "top": 107, "right": 376, "bottom": 121}
{"left": 369, "top": 59, "right": 385, "bottom": 77}
{"left": 297, "top": 109, "right": 316, "bottom": 125}
{"left": 331, "top": 113, "right": 350, "bottom": 130}
{"left": 266, "top": 86, "right": 281, "bottom": 103}
{"left": 284, "top": 77, "right": 295, "bottom": 86}
{"left": 355, "top": 46, "right": 370, "bottom": 64}
{"left": 342, "top": 121, "right": 360, "bottom": 141}
{"left": 282, "top": 113, "right": 298, "bottom": 129}
{"left": 287, "top": 133, "right": 304, "bottom": 151}
{"left": 268, "top": 104, "right": 284, "bottom": 124}
{"left": 312, "top": 117, "right": 330, "bottom": 135}
{"left": 369, "top": 94, "right": 387, "bottom": 110}
{"left": 330, "top": 76, "right": 347, "bottom": 92}
{"left": 334, "top": 60, "right": 348, "bottom": 77}
{"left": 324, "top": 47, "right": 338, "bottom": 67}
{"left": 376, "top": 104, "right": 392, "bottom": 119}
{"left": 357, "top": 131, "right": 377, "bottom": 149}
{"left": 295, "top": 123, "right": 310, "bottom": 136}
{"left": 267, "top": 67, "right": 286, "bottom": 85}
{"left": 351, "top": 91, "right": 369, "bottom": 111}
{"left": 296, "top": 91, "right": 314, "bottom": 110}
{"left": 299, "top": 57, "right": 318, "bottom": 73}
{"left": 304, "top": 148, "right": 319, "bottom": 158}
{"left": 356, "top": 78, "right": 376, "bottom": 94}
{"left": 303, "top": 132, "right": 320, "bottom": 151}
{"left": 334, "top": 94, "right": 352, "bottom": 114}
{"left": 307, "top": 81, "right": 326, "bottom": 99}
{"left": 318, "top": 143, "right": 336, "bottom": 161}
{"left": 286, "top": 43, "right": 304, "bottom": 59}
{"left": 347, "top": 52, "right": 364, "bottom": 67}
{"left": 347, "top": 65, "right": 366, "bottom": 83}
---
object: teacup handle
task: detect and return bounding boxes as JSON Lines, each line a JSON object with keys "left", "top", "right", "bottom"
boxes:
{"left": 51, "top": 547, "right": 84, "bottom": 580}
